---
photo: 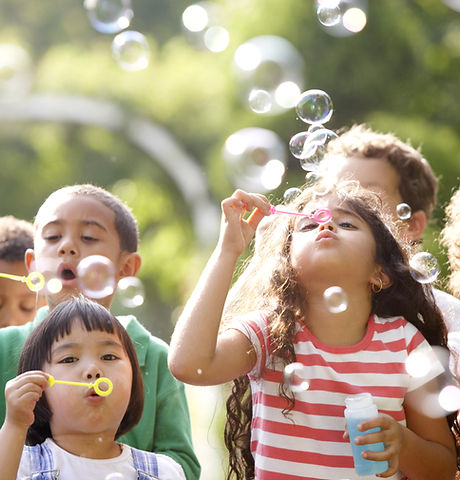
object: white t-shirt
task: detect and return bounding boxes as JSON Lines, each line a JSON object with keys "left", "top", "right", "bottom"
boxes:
{"left": 17, "top": 438, "right": 185, "bottom": 480}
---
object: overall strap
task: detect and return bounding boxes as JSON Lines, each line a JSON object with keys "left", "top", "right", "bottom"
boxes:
{"left": 130, "top": 446, "right": 159, "bottom": 479}
{"left": 25, "top": 443, "right": 58, "bottom": 479}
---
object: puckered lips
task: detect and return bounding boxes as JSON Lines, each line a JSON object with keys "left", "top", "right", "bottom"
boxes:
{"left": 315, "top": 230, "right": 337, "bottom": 242}
{"left": 57, "top": 263, "right": 78, "bottom": 286}
{"left": 86, "top": 387, "right": 105, "bottom": 403}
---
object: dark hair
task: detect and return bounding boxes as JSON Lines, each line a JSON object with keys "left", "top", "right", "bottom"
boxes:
{"left": 19, "top": 296, "right": 144, "bottom": 445}
{"left": 34, "top": 184, "right": 138, "bottom": 253}
{"left": 223, "top": 180, "right": 452, "bottom": 479}
{"left": 323, "top": 124, "right": 438, "bottom": 220}
{"left": 0, "top": 215, "right": 34, "bottom": 262}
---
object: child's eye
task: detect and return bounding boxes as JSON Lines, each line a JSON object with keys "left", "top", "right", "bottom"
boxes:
{"left": 101, "top": 353, "right": 119, "bottom": 361}
{"left": 299, "top": 222, "right": 319, "bottom": 231}
{"left": 44, "top": 235, "right": 60, "bottom": 241}
{"left": 59, "top": 356, "right": 78, "bottom": 364}
{"left": 339, "top": 221, "right": 356, "bottom": 229}
{"left": 81, "top": 235, "right": 97, "bottom": 242}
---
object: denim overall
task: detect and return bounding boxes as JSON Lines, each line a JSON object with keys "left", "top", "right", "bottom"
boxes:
{"left": 24, "top": 442, "right": 160, "bottom": 479}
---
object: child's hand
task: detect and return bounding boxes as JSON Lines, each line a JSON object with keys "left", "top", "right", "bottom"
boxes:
{"left": 4, "top": 371, "right": 49, "bottom": 429}
{"left": 353, "top": 413, "right": 403, "bottom": 478}
{"left": 219, "top": 190, "right": 271, "bottom": 256}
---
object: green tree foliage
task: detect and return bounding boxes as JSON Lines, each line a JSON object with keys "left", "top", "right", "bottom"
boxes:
{"left": 0, "top": 0, "right": 458, "bottom": 338}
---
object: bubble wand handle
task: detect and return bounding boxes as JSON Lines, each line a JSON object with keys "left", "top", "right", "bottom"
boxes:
{"left": 0, "top": 271, "right": 45, "bottom": 292}
{"left": 269, "top": 205, "right": 332, "bottom": 223}
{"left": 47, "top": 375, "right": 113, "bottom": 397}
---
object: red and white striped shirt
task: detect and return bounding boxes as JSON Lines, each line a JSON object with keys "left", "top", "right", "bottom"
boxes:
{"left": 231, "top": 313, "right": 444, "bottom": 480}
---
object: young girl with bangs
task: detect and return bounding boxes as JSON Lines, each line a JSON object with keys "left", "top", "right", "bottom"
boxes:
{"left": 0, "top": 295, "right": 185, "bottom": 480}
{"left": 169, "top": 181, "right": 458, "bottom": 480}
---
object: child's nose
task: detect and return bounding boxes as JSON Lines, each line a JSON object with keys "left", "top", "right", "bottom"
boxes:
{"left": 58, "top": 237, "right": 78, "bottom": 257}
{"left": 86, "top": 369, "right": 102, "bottom": 380}
{"left": 318, "top": 220, "right": 336, "bottom": 232}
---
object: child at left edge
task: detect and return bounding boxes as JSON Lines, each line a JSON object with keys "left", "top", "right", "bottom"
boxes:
{"left": 0, "top": 216, "right": 46, "bottom": 327}
{"left": 0, "top": 184, "right": 200, "bottom": 480}
{"left": 0, "top": 295, "right": 185, "bottom": 479}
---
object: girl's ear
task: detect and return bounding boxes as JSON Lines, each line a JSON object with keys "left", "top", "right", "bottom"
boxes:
{"left": 118, "top": 252, "right": 142, "bottom": 279}
{"left": 370, "top": 267, "right": 392, "bottom": 291}
{"left": 25, "top": 248, "right": 35, "bottom": 272}
{"left": 406, "top": 209, "right": 426, "bottom": 243}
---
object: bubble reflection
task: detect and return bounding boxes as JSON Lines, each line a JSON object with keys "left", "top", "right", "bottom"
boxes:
{"left": 284, "top": 362, "right": 309, "bottom": 392}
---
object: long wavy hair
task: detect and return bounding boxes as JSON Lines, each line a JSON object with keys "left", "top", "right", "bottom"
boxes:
{"left": 222, "top": 180, "right": 455, "bottom": 479}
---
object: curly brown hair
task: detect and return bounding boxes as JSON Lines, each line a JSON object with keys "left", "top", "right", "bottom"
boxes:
{"left": 222, "top": 180, "right": 454, "bottom": 479}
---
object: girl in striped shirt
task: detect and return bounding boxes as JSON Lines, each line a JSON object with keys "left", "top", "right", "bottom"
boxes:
{"left": 169, "top": 181, "right": 458, "bottom": 480}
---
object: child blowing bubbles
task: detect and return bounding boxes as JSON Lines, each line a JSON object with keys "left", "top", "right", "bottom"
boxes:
{"left": 168, "top": 181, "right": 457, "bottom": 480}
{"left": 0, "top": 296, "right": 185, "bottom": 479}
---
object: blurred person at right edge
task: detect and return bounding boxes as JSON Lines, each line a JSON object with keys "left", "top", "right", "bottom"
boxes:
{"left": 441, "top": 184, "right": 460, "bottom": 479}
{"left": 320, "top": 124, "right": 460, "bottom": 333}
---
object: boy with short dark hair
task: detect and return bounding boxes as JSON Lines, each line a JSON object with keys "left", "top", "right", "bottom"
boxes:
{"left": 0, "top": 216, "right": 46, "bottom": 327}
{"left": 0, "top": 185, "right": 200, "bottom": 479}
{"left": 320, "top": 124, "right": 460, "bottom": 331}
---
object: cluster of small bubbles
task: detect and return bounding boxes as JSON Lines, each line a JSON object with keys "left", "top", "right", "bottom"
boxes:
{"left": 223, "top": 127, "right": 286, "bottom": 192}
{"left": 181, "top": 2, "right": 229, "bottom": 53}
{"left": 283, "top": 362, "right": 309, "bottom": 392}
{"left": 305, "top": 170, "right": 322, "bottom": 186}
{"left": 233, "top": 35, "right": 305, "bottom": 115}
{"left": 296, "top": 89, "right": 333, "bottom": 125}
{"left": 117, "top": 276, "right": 145, "bottom": 308}
{"left": 248, "top": 88, "right": 272, "bottom": 114}
{"left": 396, "top": 202, "right": 412, "bottom": 220}
{"left": 323, "top": 286, "right": 348, "bottom": 313}
{"left": 316, "top": 0, "right": 342, "bottom": 27}
{"left": 84, "top": 0, "right": 133, "bottom": 34}
{"left": 409, "top": 252, "right": 440, "bottom": 284}
{"left": 77, "top": 255, "right": 116, "bottom": 299}
{"left": 283, "top": 187, "right": 302, "bottom": 202}
{"left": 111, "top": 30, "right": 150, "bottom": 72}
{"left": 46, "top": 277, "right": 63, "bottom": 295}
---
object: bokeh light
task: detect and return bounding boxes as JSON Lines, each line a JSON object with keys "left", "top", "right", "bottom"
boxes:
{"left": 117, "top": 276, "right": 145, "bottom": 308}
{"left": 323, "top": 286, "right": 348, "bottom": 313}
{"left": 283, "top": 362, "right": 310, "bottom": 392}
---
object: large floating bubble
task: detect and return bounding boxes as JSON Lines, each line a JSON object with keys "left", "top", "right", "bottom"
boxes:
{"left": 283, "top": 362, "right": 310, "bottom": 392}
{"left": 77, "top": 255, "right": 116, "bottom": 299}
{"left": 223, "top": 128, "right": 286, "bottom": 192}
{"left": 84, "top": 0, "right": 133, "bottom": 34}
{"left": 111, "top": 30, "right": 150, "bottom": 72}
{"left": 409, "top": 252, "right": 439, "bottom": 284}
{"left": 317, "top": 1, "right": 342, "bottom": 26}
{"left": 296, "top": 89, "right": 333, "bottom": 124}
{"left": 233, "top": 35, "right": 305, "bottom": 115}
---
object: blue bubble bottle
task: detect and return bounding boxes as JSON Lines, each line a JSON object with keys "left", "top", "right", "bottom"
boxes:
{"left": 344, "top": 393, "right": 389, "bottom": 476}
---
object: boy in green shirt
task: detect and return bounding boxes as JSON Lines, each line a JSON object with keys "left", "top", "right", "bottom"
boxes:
{"left": 0, "top": 184, "right": 200, "bottom": 479}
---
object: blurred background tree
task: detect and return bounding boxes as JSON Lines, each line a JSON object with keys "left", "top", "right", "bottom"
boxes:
{"left": 0, "top": 1, "right": 458, "bottom": 475}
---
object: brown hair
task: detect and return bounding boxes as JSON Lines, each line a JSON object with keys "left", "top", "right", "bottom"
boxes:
{"left": 323, "top": 124, "right": 438, "bottom": 220}
{"left": 223, "top": 180, "right": 452, "bottom": 479}
{"left": 441, "top": 186, "right": 460, "bottom": 298}
{"left": 19, "top": 295, "right": 144, "bottom": 445}
{"left": 0, "top": 215, "right": 34, "bottom": 262}
{"left": 34, "top": 184, "right": 138, "bottom": 253}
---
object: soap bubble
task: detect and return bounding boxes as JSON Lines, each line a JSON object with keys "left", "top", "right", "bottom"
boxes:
{"left": 290, "top": 128, "right": 337, "bottom": 171}
{"left": 409, "top": 252, "right": 439, "bottom": 284}
{"left": 223, "top": 127, "right": 286, "bottom": 192}
{"left": 77, "top": 255, "right": 116, "bottom": 299}
{"left": 111, "top": 30, "right": 150, "bottom": 72}
{"left": 283, "top": 187, "right": 302, "bottom": 202}
{"left": 317, "top": 1, "right": 342, "bottom": 26}
{"left": 46, "top": 278, "right": 63, "bottom": 295}
{"left": 438, "top": 385, "right": 460, "bottom": 412}
{"left": 396, "top": 203, "right": 412, "bottom": 220}
{"left": 283, "top": 362, "right": 309, "bottom": 392}
{"left": 117, "top": 276, "right": 145, "bottom": 308}
{"left": 296, "top": 89, "right": 333, "bottom": 124}
{"left": 233, "top": 35, "right": 305, "bottom": 115}
{"left": 248, "top": 88, "right": 272, "bottom": 114}
{"left": 289, "top": 131, "right": 310, "bottom": 159}
{"left": 323, "top": 286, "right": 348, "bottom": 313}
{"left": 84, "top": 0, "right": 133, "bottom": 34}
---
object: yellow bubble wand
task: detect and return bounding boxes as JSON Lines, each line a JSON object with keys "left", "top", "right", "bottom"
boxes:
{"left": 47, "top": 375, "right": 113, "bottom": 397}
{"left": 0, "top": 272, "right": 45, "bottom": 292}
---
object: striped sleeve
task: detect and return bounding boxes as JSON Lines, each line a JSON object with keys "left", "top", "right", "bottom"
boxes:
{"left": 227, "top": 312, "right": 271, "bottom": 378}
